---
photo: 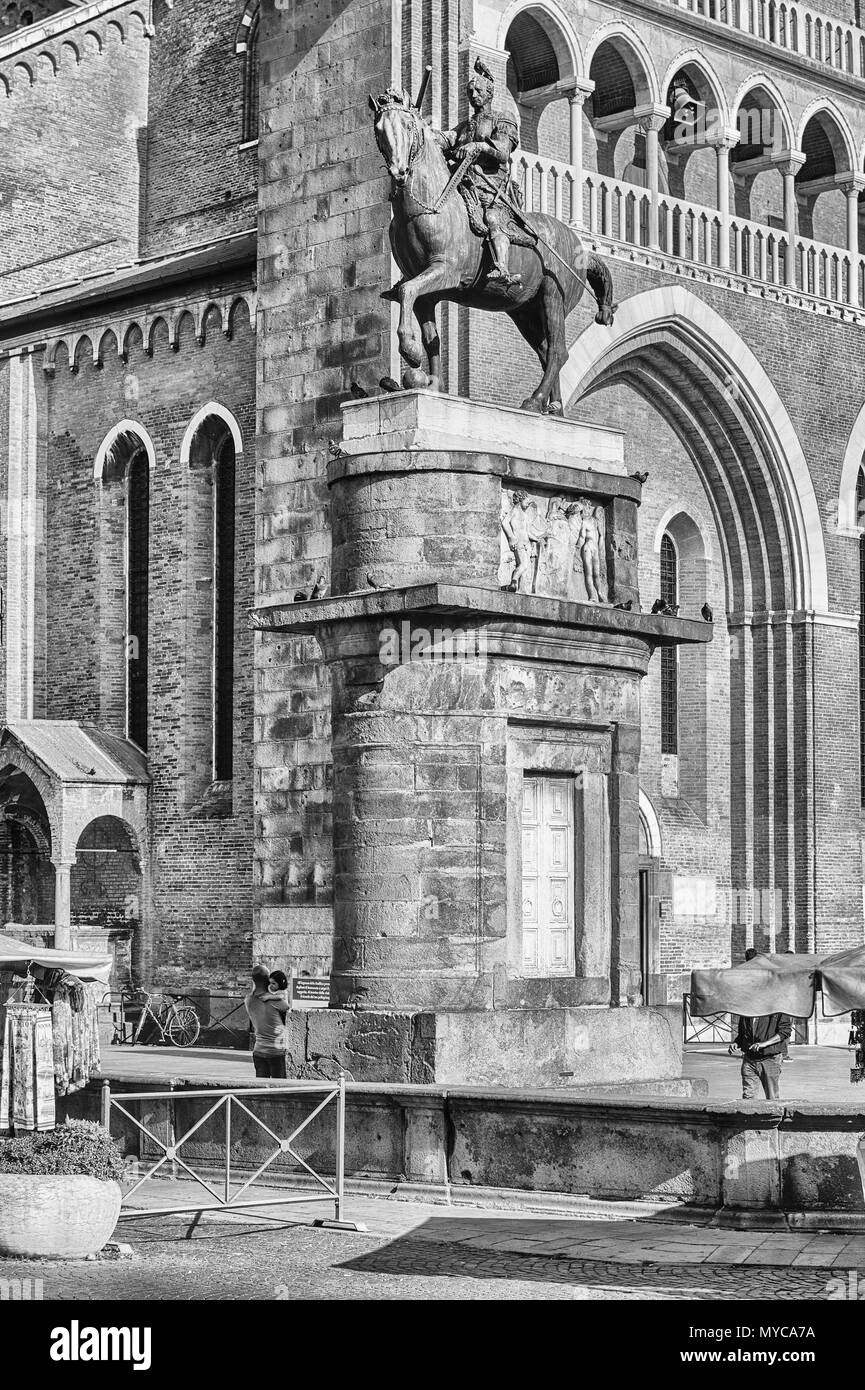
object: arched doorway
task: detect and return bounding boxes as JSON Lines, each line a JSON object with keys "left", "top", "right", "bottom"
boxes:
{"left": 71, "top": 816, "right": 143, "bottom": 988}
{"left": 0, "top": 813, "right": 54, "bottom": 926}
{"left": 563, "top": 286, "right": 835, "bottom": 992}
{"left": 0, "top": 762, "right": 54, "bottom": 932}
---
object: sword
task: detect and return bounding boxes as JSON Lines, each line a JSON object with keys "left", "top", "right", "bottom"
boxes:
{"left": 430, "top": 149, "right": 474, "bottom": 214}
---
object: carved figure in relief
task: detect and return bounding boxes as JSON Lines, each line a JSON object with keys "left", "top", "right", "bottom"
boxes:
{"left": 535, "top": 497, "right": 570, "bottom": 595}
{"left": 568, "top": 500, "right": 608, "bottom": 605}
{"left": 501, "top": 490, "right": 548, "bottom": 593}
{"left": 499, "top": 488, "right": 610, "bottom": 601}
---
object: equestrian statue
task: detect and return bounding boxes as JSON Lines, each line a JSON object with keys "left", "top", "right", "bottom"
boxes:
{"left": 370, "top": 59, "right": 615, "bottom": 414}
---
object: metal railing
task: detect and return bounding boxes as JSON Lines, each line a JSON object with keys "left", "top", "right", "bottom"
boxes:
{"left": 101, "top": 1075, "right": 361, "bottom": 1230}
{"left": 683, "top": 992, "right": 736, "bottom": 1043}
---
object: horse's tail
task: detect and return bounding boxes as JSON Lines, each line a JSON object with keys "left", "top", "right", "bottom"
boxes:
{"left": 586, "top": 252, "right": 615, "bottom": 326}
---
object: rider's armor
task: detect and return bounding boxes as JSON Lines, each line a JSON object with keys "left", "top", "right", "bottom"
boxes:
{"left": 437, "top": 63, "right": 522, "bottom": 285}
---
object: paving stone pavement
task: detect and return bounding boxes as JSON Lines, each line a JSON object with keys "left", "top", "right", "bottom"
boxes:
{"left": 115, "top": 1182, "right": 865, "bottom": 1269}
{"left": 0, "top": 1219, "right": 850, "bottom": 1302}
{"left": 1, "top": 1185, "right": 861, "bottom": 1300}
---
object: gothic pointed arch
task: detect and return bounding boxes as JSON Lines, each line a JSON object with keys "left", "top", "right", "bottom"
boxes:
{"left": 562, "top": 286, "right": 828, "bottom": 613}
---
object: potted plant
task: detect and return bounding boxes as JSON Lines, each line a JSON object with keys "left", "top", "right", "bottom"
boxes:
{"left": 0, "top": 1120, "right": 124, "bottom": 1259}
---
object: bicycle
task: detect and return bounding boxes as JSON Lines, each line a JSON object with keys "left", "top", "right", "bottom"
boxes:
{"left": 111, "top": 989, "right": 201, "bottom": 1048}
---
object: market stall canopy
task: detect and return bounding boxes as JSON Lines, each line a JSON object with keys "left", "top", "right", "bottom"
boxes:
{"left": 691, "top": 953, "right": 821, "bottom": 1019}
{"left": 690, "top": 947, "right": 865, "bottom": 1019}
{"left": 0, "top": 931, "right": 112, "bottom": 984}
{"left": 820, "top": 946, "right": 865, "bottom": 1017}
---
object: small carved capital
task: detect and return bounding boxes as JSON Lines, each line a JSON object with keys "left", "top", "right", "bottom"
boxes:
{"left": 771, "top": 149, "right": 806, "bottom": 178}
{"left": 837, "top": 173, "right": 865, "bottom": 196}
{"left": 633, "top": 102, "right": 669, "bottom": 135}
{"left": 707, "top": 126, "right": 741, "bottom": 153}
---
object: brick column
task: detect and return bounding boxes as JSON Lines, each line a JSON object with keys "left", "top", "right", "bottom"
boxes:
{"left": 808, "top": 614, "right": 862, "bottom": 956}
{"left": 3, "top": 349, "right": 40, "bottom": 722}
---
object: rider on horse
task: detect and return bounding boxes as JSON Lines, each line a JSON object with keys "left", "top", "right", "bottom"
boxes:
{"left": 434, "top": 58, "right": 522, "bottom": 287}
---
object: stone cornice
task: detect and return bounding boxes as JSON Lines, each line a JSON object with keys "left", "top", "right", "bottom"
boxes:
{"left": 0, "top": 0, "right": 149, "bottom": 61}
{"left": 0, "top": 230, "right": 256, "bottom": 358}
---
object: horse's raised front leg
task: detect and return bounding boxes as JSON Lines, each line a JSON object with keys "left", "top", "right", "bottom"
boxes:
{"left": 397, "top": 263, "right": 455, "bottom": 373}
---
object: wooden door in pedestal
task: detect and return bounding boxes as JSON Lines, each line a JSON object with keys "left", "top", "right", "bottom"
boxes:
{"left": 521, "top": 775, "right": 575, "bottom": 975}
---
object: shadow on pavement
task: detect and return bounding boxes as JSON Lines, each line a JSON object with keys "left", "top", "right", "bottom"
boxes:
{"left": 335, "top": 1218, "right": 837, "bottom": 1300}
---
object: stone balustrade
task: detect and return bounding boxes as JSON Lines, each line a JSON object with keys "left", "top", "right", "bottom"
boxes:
{"left": 511, "top": 152, "right": 865, "bottom": 311}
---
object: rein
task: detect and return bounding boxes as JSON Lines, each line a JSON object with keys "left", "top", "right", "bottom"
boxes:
{"left": 381, "top": 111, "right": 440, "bottom": 218}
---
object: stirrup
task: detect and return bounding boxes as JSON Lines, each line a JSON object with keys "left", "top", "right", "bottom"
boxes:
{"left": 488, "top": 269, "right": 521, "bottom": 286}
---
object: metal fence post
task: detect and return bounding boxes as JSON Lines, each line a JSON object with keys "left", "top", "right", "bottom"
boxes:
{"left": 225, "top": 1095, "right": 231, "bottom": 1204}
{"left": 101, "top": 1079, "right": 110, "bottom": 1132}
{"left": 335, "top": 1071, "right": 346, "bottom": 1223}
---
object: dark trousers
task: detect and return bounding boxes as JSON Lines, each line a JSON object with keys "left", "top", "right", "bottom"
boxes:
{"left": 741, "top": 1055, "right": 781, "bottom": 1099}
{"left": 253, "top": 1053, "right": 287, "bottom": 1079}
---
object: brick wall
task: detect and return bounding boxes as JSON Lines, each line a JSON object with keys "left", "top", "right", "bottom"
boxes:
{"left": 0, "top": 5, "right": 149, "bottom": 299}
{"left": 142, "top": 0, "right": 258, "bottom": 257}
{"left": 40, "top": 293, "right": 257, "bottom": 990}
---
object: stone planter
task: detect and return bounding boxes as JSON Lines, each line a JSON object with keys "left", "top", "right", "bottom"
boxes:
{"left": 0, "top": 1174, "right": 121, "bottom": 1259}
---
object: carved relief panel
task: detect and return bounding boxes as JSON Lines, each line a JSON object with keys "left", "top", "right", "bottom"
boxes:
{"left": 499, "top": 486, "right": 610, "bottom": 603}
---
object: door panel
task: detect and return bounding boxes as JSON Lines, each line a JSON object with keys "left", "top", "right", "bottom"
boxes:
{"left": 521, "top": 775, "right": 575, "bottom": 976}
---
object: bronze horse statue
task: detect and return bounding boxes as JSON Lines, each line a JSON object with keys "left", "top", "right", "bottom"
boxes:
{"left": 370, "top": 90, "right": 615, "bottom": 414}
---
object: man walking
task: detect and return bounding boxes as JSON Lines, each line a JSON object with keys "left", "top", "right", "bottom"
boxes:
{"left": 245, "top": 964, "right": 289, "bottom": 1078}
{"left": 736, "top": 1009, "right": 792, "bottom": 1100}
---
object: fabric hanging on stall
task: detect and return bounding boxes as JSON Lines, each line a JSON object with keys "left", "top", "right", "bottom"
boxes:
{"left": 0, "top": 1002, "right": 55, "bottom": 1133}
{"left": 51, "top": 979, "right": 101, "bottom": 1096}
{"left": 0, "top": 969, "right": 15, "bottom": 1071}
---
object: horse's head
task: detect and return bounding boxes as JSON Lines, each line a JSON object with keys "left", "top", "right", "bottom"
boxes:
{"left": 369, "top": 88, "right": 422, "bottom": 188}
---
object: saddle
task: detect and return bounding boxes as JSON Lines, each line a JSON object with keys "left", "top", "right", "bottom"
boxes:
{"left": 458, "top": 179, "right": 537, "bottom": 249}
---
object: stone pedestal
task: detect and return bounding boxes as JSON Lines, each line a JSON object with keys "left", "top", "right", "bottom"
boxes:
{"left": 256, "top": 393, "right": 711, "bottom": 1086}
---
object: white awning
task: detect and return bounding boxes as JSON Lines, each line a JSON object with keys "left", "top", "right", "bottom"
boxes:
{"left": 0, "top": 931, "right": 112, "bottom": 985}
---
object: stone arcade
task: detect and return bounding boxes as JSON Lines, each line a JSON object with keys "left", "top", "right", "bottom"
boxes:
{"left": 255, "top": 392, "right": 711, "bottom": 1086}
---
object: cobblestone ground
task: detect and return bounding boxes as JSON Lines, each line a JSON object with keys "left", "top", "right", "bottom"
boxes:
{"left": 0, "top": 1220, "right": 843, "bottom": 1301}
